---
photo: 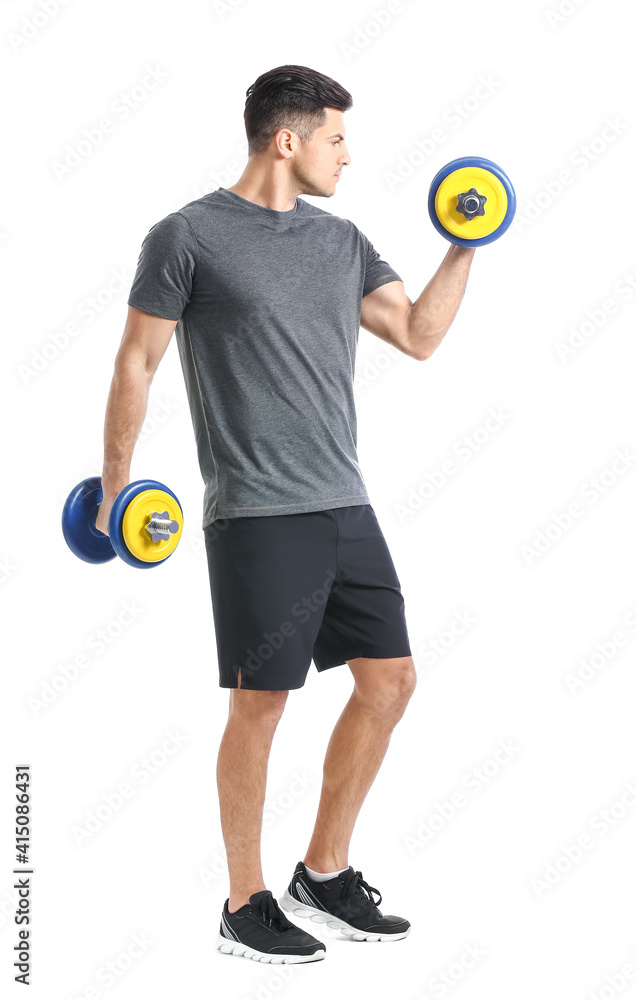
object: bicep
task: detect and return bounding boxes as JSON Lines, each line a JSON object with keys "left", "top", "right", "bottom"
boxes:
{"left": 115, "top": 305, "right": 177, "bottom": 376}
{"left": 360, "top": 280, "right": 415, "bottom": 356}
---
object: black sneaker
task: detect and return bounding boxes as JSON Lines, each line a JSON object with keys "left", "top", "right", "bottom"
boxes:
{"left": 279, "top": 861, "right": 411, "bottom": 942}
{"left": 215, "top": 888, "right": 326, "bottom": 963}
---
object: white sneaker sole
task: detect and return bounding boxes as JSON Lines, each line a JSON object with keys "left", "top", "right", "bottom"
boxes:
{"left": 214, "top": 932, "right": 325, "bottom": 963}
{"left": 279, "top": 889, "right": 411, "bottom": 942}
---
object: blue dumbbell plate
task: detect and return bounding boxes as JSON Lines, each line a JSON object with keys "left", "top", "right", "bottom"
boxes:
{"left": 62, "top": 477, "right": 117, "bottom": 564}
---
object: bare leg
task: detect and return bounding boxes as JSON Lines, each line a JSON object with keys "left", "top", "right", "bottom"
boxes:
{"left": 217, "top": 668, "right": 289, "bottom": 911}
{"left": 303, "top": 656, "right": 417, "bottom": 872}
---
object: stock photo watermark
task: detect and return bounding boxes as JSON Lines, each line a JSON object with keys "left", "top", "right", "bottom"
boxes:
{"left": 198, "top": 849, "right": 228, "bottom": 888}
{"left": 545, "top": 0, "right": 594, "bottom": 29}
{"left": 211, "top": 0, "right": 250, "bottom": 19}
{"left": 354, "top": 342, "right": 404, "bottom": 392}
{"left": 554, "top": 264, "right": 636, "bottom": 362}
{"left": 564, "top": 601, "right": 636, "bottom": 694}
{"left": 187, "top": 136, "right": 249, "bottom": 200}
{"left": 516, "top": 117, "right": 628, "bottom": 233}
{"left": 393, "top": 406, "right": 510, "bottom": 523}
{"left": 18, "top": 266, "right": 133, "bottom": 385}
{"left": 384, "top": 74, "right": 501, "bottom": 191}
{"left": 71, "top": 730, "right": 189, "bottom": 846}
{"left": 263, "top": 771, "right": 316, "bottom": 829}
{"left": 0, "top": 555, "right": 17, "bottom": 586}
{"left": 238, "top": 966, "right": 295, "bottom": 1000}
{"left": 531, "top": 779, "right": 636, "bottom": 897}
{"left": 585, "top": 940, "right": 636, "bottom": 1000}
{"left": 185, "top": 513, "right": 232, "bottom": 558}
{"left": 405, "top": 740, "right": 521, "bottom": 855}
{"left": 7, "top": 0, "right": 74, "bottom": 52}
{"left": 339, "top": 0, "right": 415, "bottom": 62}
{"left": 414, "top": 942, "right": 487, "bottom": 1000}
{"left": 521, "top": 448, "right": 636, "bottom": 566}
{"left": 0, "top": 883, "right": 21, "bottom": 932}
{"left": 27, "top": 599, "right": 145, "bottom": 717}
{"left": 414, "top": 610, "right": 478, "bottom": 673}
{"left": 65, "top": 932, "right": 154, "bottom": 999}
{"left": 51, "top": 66, "right": 168, "bottom": 180}
{"left": 197, "top": 770, "right": 317, "bottom": 885}
{"left": 56, "top": 395, "right": 183, "bottom": 514}
{"left": 228, "top": 566, "right": 353, "bottom": 685}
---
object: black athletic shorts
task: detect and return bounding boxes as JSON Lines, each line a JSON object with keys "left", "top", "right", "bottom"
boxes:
{"left": 203, "top": 504, "right": 412, "bottom": 690}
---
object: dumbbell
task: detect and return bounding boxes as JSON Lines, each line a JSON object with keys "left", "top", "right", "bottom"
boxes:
{"left": 428, "top": 156, "right": 516, "bottom": 247}
{"left": 62, "top": 477, "right": 183, "bottom": 568}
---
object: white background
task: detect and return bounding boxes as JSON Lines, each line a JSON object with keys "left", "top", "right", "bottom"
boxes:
{"left": 2, "top": 0, "right": 635, "bottom": 997}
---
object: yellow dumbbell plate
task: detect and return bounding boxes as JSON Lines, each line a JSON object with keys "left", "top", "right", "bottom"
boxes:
{"left": 121, "top": 489, "right": 183, "bottom": 563}
{"left": 435, "top": 166, "right": 508, "bottom": 240}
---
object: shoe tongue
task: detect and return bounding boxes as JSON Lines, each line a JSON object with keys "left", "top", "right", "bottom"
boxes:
{"left": 331, "top": 866, "right": 354, "bottom": 880}
{"left": 249, "top": 889, "right": 271, "bottom": 905}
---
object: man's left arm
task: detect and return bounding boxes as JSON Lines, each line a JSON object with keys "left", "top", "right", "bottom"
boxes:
{"left": 360, "top": 245, "right": 476, "bottom": 360}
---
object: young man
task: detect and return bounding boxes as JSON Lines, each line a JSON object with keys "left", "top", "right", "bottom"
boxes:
{"left": 96, "top": 64, "right": 475, "bottom": 964}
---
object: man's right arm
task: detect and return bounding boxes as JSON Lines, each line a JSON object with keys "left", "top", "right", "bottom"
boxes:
{"left": 95, "top": 305, "right": 178, "bottom": 536}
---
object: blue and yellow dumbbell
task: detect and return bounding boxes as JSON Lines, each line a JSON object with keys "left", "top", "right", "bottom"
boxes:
{"left": 428, "top": 156, "right": 516, "bottom": 247}
{"left": 62, "top": 477, "right": 183, "bottom": 568}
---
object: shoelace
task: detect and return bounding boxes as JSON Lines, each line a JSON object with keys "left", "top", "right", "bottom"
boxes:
{"left": 339, "top": 869, "right": 382, "bottom": 908}
{"left": 252, "top": 892, "right": 295, "bottom": 931}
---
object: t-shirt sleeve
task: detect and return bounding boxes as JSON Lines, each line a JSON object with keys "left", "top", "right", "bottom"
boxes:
{"left": 360, "top": 230, "right": 402, "bottom": 298}
{"left": 127, "top": 211, "right": 198, "bottom": 321}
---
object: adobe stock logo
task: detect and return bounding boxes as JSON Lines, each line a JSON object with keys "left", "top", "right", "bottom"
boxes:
{"left": 339, "top": 1, "right": 409, "bottom": 62}
{"left": 393, "top": 407, "right": 510, "bottom": 523}
{"left": 231, "top": 567, "right": 352, "bottom": 683}
{"left": 545, "top": 0, "right": 593, "bottom": 29}
{"left": 515, "top": 117, "right": 628, "bottom": 233}
{"left": 7, "top": 0, "right": 74, "bottom": 53}
{"left": 531, "top": 780, "right": 636, "bottom": 897}
{"left": 553, "top": 264, "right": 636, "bottom": 362}
{"left": 521, "top": 449, "right": 636, "bottom": 565}
{"left": 50, "top": 66, "right": 168, "bottom": 180}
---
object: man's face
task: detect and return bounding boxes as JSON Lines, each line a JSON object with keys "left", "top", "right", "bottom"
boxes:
{"left": 288, "top": 107, "right": 351, "bottom": 197}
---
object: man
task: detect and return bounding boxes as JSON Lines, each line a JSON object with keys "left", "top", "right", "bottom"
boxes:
{"left": 96, "top": 64, "right": 475, "bottom": 964}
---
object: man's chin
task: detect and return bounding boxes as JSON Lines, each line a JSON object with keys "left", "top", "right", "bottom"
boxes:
{"left": 298, "top": 182, "right": 337, "bottom": 199}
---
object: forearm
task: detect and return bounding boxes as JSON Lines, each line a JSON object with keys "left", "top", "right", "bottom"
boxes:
{"left": 408, "top": 244, "right": 476, "bottom": 358}
{"left": 101, "top": 361, "right": 152, "bottom": 501}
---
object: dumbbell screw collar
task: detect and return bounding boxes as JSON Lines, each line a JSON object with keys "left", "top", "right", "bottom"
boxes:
{"left": 146, "top": 511, "right": 180, "bottom": 542}
{"left": 455, "top": 187, "right": 487, "bottom": 220}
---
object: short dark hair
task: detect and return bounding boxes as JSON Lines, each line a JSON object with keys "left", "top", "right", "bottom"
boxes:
{"left": 243, "top": 64, "right": 353, "bottom": 156}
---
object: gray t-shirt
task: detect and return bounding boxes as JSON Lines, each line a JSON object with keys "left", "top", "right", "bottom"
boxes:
{"left": 127, "top": 187, "right": 402, "bottom": 528}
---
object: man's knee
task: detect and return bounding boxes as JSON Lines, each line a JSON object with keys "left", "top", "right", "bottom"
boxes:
{"left": 229, "top": 684, "right": 289, "bottom": 724}
{"left": 397, "top": 656, "right": 418, "bottom": 699}
{"left": 350, "top": 655, "right": 417, "bottom": 716}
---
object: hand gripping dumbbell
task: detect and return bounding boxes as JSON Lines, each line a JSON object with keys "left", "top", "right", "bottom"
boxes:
{"left": 62, "top": 477, "right": 183, "bottom": 568}
{"left": 428, "top": 156, "right": 516, "bottom": 247}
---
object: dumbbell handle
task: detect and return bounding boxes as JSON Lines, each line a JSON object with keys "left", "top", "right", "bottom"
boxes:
{"left": 146, "top": 513, "right": 180, "bottom": 542}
